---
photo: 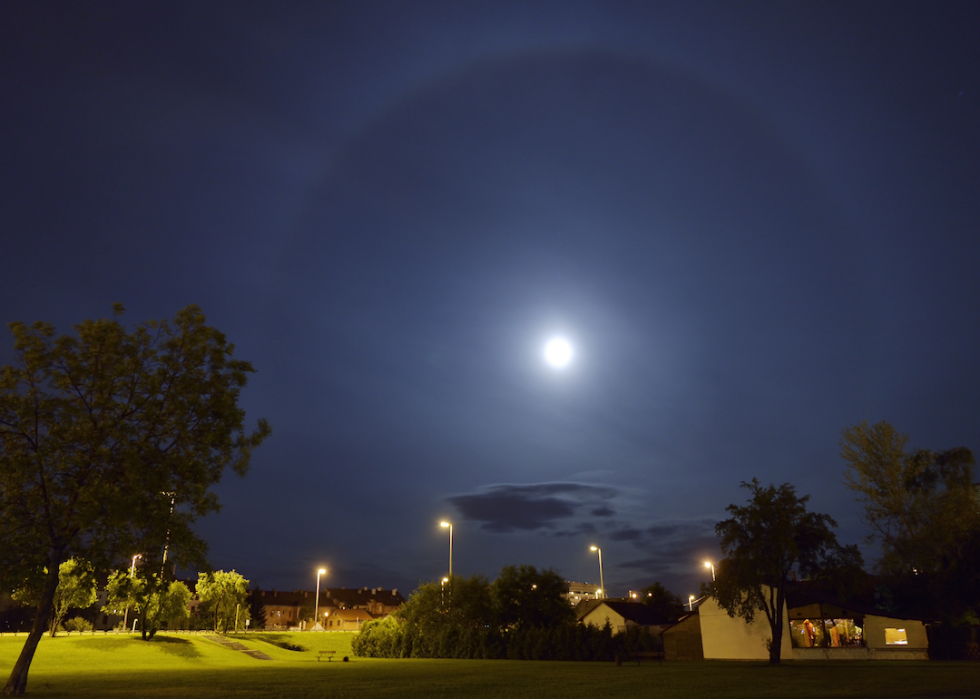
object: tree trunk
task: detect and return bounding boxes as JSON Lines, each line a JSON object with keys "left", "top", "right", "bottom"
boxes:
{"left": 768, "top": 619, "right": 783, "bottom": 664}
{"left": 2, "top": 565, "right": 59, "bottom": 695}
{"left": 768, "top": 586, "right": 785, "bottom": 665}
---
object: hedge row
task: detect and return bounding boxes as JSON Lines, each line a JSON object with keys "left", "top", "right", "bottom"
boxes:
{"left": 352, "top": 615, "right": 660, "bottom": 661}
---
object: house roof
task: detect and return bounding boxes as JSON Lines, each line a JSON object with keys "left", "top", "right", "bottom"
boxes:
{"left": 251, "top": 586, "right": 405, "bottom": 609}
{"left": 584, "top": 600, "right": 674, "bottom": 626}
{"left": 330, "top": 608, "right": 373, "bottom": 621}
{"left": 574, "top": 598, "right": 606, "bottom": 621}
{"left": 784, "top": 582, "right": 937, "bottom": 623}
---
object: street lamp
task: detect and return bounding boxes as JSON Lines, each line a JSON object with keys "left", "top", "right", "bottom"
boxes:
{"left": 704, "top": 561, "right": 715, "bottom": 581}
{"left": 314, "top": 568, "right": 327, "bottom": 630}
{"left": 689, "top": 595, "right": 696, "bottom": 611}
{"left": 440, "top": 521, "right": 453, "bottom": 578}
{"left": 590, "top": 546, "right": 605, "bottom": 599}
{"left": 123, "top": 554, "right": 141, "bottom": 631}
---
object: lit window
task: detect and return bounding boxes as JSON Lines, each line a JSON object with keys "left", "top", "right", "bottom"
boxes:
{"left": 884, "top": 628, "right": 908, "bottom": 645}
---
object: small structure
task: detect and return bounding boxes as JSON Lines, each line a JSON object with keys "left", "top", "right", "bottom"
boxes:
{"left": 663, "top": 584, "right": 931, "bottom": 661}
{"left": 325, "top": 608, "right": 373, "bottom": 631}
{"left": 579, "top": 600, "right": 672, "bottom": 635}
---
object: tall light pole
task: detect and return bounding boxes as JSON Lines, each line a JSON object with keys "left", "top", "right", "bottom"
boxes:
{"left": 123, "top": 554, "right": 141, "bottom": 630}
{"left": 314, "top": 568, "right": 327, "bottom": 630}
{"left": 689, "top": 595, "right": 696, "bottom": 611}
{"left": 590, "top": 546, "right": 605, "bottom": 599}
{"left": 440, "top": 521, "right": 453, "bottom": 578}
{"left": 704, "top": 561, "right": 715, "bottom": 581}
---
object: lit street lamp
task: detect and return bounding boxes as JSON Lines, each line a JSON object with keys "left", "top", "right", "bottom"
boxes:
{"left": 704, "top": 561, "right": 715, "bottom": 581}
{"left": 590, "top": 546, "right": 605, "bottom": 599}
{"left": 689, "top": 595, "right": 696, "bottom": 611}
{"left": 440, "top": 521, "right": 453, "bottom": 578}
{"left": 314, "top": 568, "right": 327, "bottom": 630}
{"left": 123, "top": 554, "right": 141, "bottom": 631}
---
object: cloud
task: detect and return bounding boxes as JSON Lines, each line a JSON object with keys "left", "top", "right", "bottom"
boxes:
{"left": 608, "top": 527, "right": 643, "bottom": 541}
{"left": 448, "top": 482, "right": 618, "bottom": 533}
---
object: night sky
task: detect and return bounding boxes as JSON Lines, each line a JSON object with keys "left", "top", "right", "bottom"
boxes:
{"left": 2, "top": 1, "right": 978, "bottom": 602}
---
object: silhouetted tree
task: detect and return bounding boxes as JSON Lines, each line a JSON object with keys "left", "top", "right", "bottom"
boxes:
{"left": 638, "top": 582, "right": 684, "bottom": 623}
{"left": 841, "top": 420, "right": 979, "bottom": 623}
{"left": 248, "top": 586, "right": 267, "bottom": 630}
{"left": 711, "top": 479, "right": 863, "bottom": 664}
{"left": 492, "top": 565, "right": 574, "bottom": 630}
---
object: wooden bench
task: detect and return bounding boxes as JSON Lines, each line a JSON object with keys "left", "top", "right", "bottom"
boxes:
{"left": 317, "top": 650, "right": 337, "bottom": 662}
{"left": 632, "top": 651, "right": 664, "bottom": 665}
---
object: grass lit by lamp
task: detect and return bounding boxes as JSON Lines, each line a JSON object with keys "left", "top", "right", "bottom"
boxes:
{"left": 2, "top": 632, "right": 979, "bottom": 699}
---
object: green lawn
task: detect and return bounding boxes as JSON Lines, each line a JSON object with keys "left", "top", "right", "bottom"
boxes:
{"left": 1, "top": 632, "right": 978, "bottom": 698}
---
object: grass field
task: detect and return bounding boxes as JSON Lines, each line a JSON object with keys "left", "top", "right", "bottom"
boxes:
{"left": 2, "top": 631, "right": 979, "bottom": 698}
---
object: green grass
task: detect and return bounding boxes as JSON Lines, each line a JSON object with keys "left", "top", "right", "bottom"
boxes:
{"left": 1, "top": 632, "right": 978, "bottom": 698}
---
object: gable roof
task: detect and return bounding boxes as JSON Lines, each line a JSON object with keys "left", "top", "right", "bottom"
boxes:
{"left": 585, "top": 600, "right": 673, "bottom": 626}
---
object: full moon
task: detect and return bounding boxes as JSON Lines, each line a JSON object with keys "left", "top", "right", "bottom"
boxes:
{"left": 543, "top": 337, "right": 573, "bottom": 368}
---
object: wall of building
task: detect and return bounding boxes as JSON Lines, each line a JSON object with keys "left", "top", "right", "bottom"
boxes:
{"left": 698, "top": 595, "right": 792, "bottom": 661}
{"left": 581, "top": 606, "right": 627, "bottom": 634}
{"left": 663, "top": 614, "right": 704, "bottom": 661}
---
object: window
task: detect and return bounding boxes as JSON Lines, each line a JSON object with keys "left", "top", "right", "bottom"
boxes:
{"left": 790, "top": 618, "right": 863, "bottom": 648}
{"left": 884, "top": 628, "right": 908, "bottom": 645}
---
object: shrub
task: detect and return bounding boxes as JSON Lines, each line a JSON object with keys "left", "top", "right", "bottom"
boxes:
{"left": 64, "top": 617, "right": 93, "bottom": 633}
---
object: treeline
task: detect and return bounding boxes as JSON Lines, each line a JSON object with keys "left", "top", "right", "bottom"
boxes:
{"left": 352, "top": 564, "right": 659, "bottom": 660}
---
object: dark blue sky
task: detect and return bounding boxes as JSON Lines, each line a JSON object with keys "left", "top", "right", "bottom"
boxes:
{"left": 2, "top": 1, "right": 978, "bottom": 601}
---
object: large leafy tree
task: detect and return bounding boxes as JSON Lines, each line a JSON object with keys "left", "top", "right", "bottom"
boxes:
{"left": 0, "top": 305, "right": 269, "bottom": 695}
{"left": 711, "top": 479, "right": 863, "bottom": 664}
{"left": 840, "top": 420, "right": 979, "bottom": 621}
{"left": 196, "top": 570, "right": 250, "bottom": 632}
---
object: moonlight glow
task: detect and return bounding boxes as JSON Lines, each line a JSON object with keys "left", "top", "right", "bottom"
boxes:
{"left": 544, "top": 337, "right": 573, "bottom": 368}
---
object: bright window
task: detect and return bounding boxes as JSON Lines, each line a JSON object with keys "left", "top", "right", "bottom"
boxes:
{"left": 884, "top": 628, "right": 908, "bottom": 645}
{"left": 790, "top": 618, "right": 863, "bottom": 648}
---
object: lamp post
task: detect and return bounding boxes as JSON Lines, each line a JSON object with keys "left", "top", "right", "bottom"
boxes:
{"left": 689, "top": 595, "right": 696, "bottom": 611}
{"left": 590, "top": 546, "right": 605, "bottom": 599}
{"left": 123, "top": 554, "right": 141, "bottom": 631}
{"left": 704, "top": 561, "right": 715, "bottom": 581}
{"left": 440, "top": 521, "right": 453, "bottom": 578}
{"left": 314, "top": 568, "right": 327, "bottom": 630}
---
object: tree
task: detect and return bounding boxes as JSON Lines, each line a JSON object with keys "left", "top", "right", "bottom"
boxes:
{"left": 711, "top": 479, "right": 863, "bottom": 664}
{"left": 248, "top": 587, "right": 267, "bottom": 631}
{"left": 841, "top": 420, "right": 979, "bottom": 621}
{"left": 103, "top": 570, "right": 141, "bottom": 630}
{"left": 638, "top": 582, "right": 684, "bottom": 623}
{"left": 143, "top": 580, "right": 192, "bottom": 636}
{"left": 50, "top": 559, "right": 97, "bottom": 637}
{"left": 196, "top": 570, "right": 250, "bottom": 632}
{"left": 491, "top": 565, "right": 574, "bottom": 630}
{"left": 393, "top": 574, "right": 495, "bottom": 656}
{"left": 0, "top": 305, "right": 270, "bottom": 695}
{"left": 10, "top": 558, "right": 98, "bottom": 638}
{"left": 103, "top": 571, "right": 191, "bottom": 639}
